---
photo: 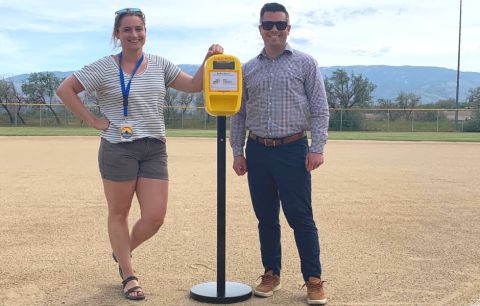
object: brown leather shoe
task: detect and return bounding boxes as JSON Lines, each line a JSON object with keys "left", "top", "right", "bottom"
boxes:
{"left": 303, "top": 277, "right": 327, "bottom": 305}
{"left": 254, "top": 270, "right": 282, "bottom": 297}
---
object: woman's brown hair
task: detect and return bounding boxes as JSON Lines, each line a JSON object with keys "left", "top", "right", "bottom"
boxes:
{"left": 111, "top": 9, "right": 146, "bottom": 49}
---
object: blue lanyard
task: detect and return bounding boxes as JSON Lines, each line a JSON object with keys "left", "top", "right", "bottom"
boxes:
{"left": 119, "top": 52, "right": 144, "bottom": 117}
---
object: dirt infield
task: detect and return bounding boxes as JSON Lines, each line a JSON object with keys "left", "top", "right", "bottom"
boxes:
{"left": 1, "top": 137, "right": 479, "bottom": 306}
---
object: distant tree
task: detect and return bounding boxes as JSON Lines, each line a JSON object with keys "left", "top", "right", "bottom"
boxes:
{"left": 178, "top": 91, "right": 194, "bottom": 116}
{"left": 0, "top": 79, "right": 26, "bottom": 125}
{"left": 10, "top": 82, "right": 27, "bottom": 125}
{"left": 21, "top": 72, "right": 64, "bottom": 124}
{"left": 0, "top": 79, "right": 16, "bottom": 124}
{"left": 193, "top": 91, "right": 204, "bottom": 111}
{"left": 82, "top": 92, "right": 99, "bottom": 106}
{"left": 434, "top": 98, "right": 456, "bottom": 109}
{"left": 464, "top": 85, "right": 480, "bottom": 132}
{"left": 395, "top": 91, "right": 421, "bottom": 120}
{"left": 193, "top": 91, "right": 212, "bottom": 124}
{"left": 324, "top": 69, "right": 377, "bottom": 130}
{"left": 416, "top": 98, "right": 470, "bottom": 122}
{"left": 470, "top": 86, "right": 480, "bottom": 122}
{"left": 79, "top": 92, "right": 100, "bottom": 124}
{"left": 163, "top": 88, "right": 180, "bottom": 125}
{"left": 324, "top": 69, "right": 377, "bottom": 109}
{"left": 377, "top": 98, "right": 402, "bottom": 121}
{"left": 467, "top": 86, "right": 480, "bottom": 108}
{"left": 415, "top": 109, "right": 447, "bottom": 122}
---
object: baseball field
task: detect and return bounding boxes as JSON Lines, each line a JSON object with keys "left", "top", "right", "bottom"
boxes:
{"left": 1, "top": 136, "right": 479, "bottom": 306}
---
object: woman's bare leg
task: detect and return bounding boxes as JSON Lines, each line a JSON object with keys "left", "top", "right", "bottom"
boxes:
{"left": 103, "top": 178, "right": 143, "bottom": 298}
{"left": 130, "top": 177, "right": 168, "bottom": 251}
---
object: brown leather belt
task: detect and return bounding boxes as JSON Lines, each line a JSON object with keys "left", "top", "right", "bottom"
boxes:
{"left": 249, "top": 131, "right": 307, "bottom": 146}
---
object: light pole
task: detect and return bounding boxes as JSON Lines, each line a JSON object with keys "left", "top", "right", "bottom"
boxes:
{"left": 455, "top": 0, "right": 462, "bottom": 131}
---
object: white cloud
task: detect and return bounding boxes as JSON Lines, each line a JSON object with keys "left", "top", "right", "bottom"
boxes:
{"left": 239, "top": 6, "right": 259, "bottom": 23}
{"left": 297, "top": 5, "right": 378, "bottom": 27}
{"left": 235, "top": 34, "right": 254, "bottom": 44}
{"left": 299, "top": 10, "right": 338, "bottom": 27}
{"left": 0, "top": 33, "right": 19, "bottom": 55}
{"left": 253, "top": 36, "right": 264, "bottom": 46}
{"left": 1, "top": 0, "right": 480, "bottom": 74}
{"left": 396, "top": 7, "right": 409, "bottom": 15}
{"left": 352, "top": 43, "right": 392, "bottom": 57}
{"left": 289, "top": 28, "right": 319, "bottom": 45}
{"left": 50, "top": 41, "right": 89, "bottom": 54}
{"left": 335, "top": 6, "right": 378, "bottom": 20}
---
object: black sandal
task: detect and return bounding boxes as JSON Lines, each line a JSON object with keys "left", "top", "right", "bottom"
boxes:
{"left": 122, "top": 276, "right": 145, "bottom": 300}
{"left": 112, "top": 252, "right": 133, "bottom": 279}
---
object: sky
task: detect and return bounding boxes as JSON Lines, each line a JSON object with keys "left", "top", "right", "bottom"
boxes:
{"left": 1, "top": 0, "right": 479, "bottom": 76}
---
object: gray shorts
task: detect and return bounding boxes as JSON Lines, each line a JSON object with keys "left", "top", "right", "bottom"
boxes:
{"left": 98, "top": 137, "right": 168, "bottom": 182}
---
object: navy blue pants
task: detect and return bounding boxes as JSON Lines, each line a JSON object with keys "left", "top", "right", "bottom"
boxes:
{"left": 245, "top": 136, "right": 321, "bottom": 282}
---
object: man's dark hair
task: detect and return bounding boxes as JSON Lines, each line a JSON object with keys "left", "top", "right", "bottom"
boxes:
{"left": 260, "top": 3, "right": 290, "bottom": 24}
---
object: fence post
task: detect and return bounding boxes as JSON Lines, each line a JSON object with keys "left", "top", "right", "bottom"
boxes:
{"left": 65, "top": 106, "right": 68, "bottom": 126}
{"left": 437, "top": 110, "right": 439, "bottom": 132}
{"left": 411, "top": 110, "right": 414, "bottom": 132}
{"left": 40, "top": 106, "right": 42, "bottom": 127}
{"left": 340, "top": 110, "right": 343, "bottom": 131}
{"left": 363, "top": 111, "right": 366, "bottom": 131}
{"left": 387, "top": 109, "right": 390, "bottom": 132}
{"left": 205, "top": 109, "right": 207, "bottom": 130}
{"left": 15, "top": 104, "right": 18, "bottom": 126}
{"left": 182, "top": 111, "right": 184, "bottom": 129}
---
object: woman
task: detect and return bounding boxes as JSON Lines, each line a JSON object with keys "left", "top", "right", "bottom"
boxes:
{"left": 57, "top": 8, "right": 223, "bottom": 300}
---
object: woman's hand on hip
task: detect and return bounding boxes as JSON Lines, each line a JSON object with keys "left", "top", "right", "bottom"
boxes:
{"left": 91, "top": 116, "right": 110, "bottom": 131}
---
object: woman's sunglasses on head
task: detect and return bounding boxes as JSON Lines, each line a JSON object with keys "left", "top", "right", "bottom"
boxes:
{"left": 115, "top": 8, "right": 142, "bottom": 15}
{"left": 261, "top": 21, "right": 288, "bottom": 31}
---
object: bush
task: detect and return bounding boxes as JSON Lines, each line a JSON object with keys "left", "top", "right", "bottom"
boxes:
{"left": 463, "top": 119, "right": 480, "bottom": 132}
{"left": 415, "top": 110, "right": 447, "bottom": 122}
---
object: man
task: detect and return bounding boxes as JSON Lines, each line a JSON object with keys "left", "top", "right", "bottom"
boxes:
{"left": 229, "top": 2, "right": 329, "bottom": 305}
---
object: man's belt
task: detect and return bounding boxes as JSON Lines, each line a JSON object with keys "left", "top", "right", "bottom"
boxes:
{"left": 248, "top": 131, "right": 307, "bottom": 147}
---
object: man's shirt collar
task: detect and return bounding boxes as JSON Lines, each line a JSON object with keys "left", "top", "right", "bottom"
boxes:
{"left": 257, "top": 43, "right": 293, "bottom": 60}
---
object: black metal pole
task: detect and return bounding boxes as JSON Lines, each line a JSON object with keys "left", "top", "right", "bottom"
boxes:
{"left": 217, "top": 116, "right": 226, "bottom": 296}
{"left": 189, "top": 115, "right": 252, "bottom": 304}
{"left": 455, "top": 0, "right": 462, "bottom": 131}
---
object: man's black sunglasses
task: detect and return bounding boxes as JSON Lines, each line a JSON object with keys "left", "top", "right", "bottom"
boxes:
{"left": 261, "top": 21, "right": 288, "bottom": 31}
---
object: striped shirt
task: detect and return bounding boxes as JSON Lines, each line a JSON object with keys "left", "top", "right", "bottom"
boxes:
{"left": 74, "top": 53, "right": 181, "bottom": 143}
{"left": 229, "top": 44, "right": 329, "bottom": 156}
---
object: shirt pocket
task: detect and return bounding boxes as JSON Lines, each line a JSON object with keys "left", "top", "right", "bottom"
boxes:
{"left": 245, "top": 71, "right": 268, "bottom": 101}
{"left": 277, "top": 70, "right": 303, "bottom": 105}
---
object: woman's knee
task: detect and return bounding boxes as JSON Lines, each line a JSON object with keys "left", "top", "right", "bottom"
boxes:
{"left": 108, "top": 209, "right": 130, "bottom": 223}
{"left": 144, "top": 214, "right": 165, "bottom": 229}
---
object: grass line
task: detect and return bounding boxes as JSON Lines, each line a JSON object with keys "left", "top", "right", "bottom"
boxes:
{"left": 0, "top": 127, "right": 479, "bottom": 142}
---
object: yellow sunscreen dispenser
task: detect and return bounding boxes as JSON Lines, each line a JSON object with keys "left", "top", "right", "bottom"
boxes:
{"left": 204, "top": 54, "right": 242, "bottom": 116}
{"left": 191, "top": 54, "right": 252, "bottom": 303}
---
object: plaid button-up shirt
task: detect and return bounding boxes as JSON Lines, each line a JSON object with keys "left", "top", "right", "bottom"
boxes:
{"left": 230, "top": 44, "right": 329, "bottom": 156}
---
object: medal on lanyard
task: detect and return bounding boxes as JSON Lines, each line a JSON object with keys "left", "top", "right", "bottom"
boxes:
{"left": 119, "top": 52, "right": 144, "bottom": 142}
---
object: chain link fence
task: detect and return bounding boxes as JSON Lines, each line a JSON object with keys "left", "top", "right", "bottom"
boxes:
{"left": 328, "top": 109, "right": 475, "bottom": 132}
{"left": 0, "top": 104, "right": 477, "bottom": 132}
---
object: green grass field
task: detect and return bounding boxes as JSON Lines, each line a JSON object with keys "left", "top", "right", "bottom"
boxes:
{"left": 1, "top": 126, "right": 479, "bottom": 142}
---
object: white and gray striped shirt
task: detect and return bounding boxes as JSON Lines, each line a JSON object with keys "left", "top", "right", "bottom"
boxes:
{"left": 74, "top": 53, "right": 181, "bottom": 143}
{"left": 230, "top": 44, "right": 329, "bottom": 156}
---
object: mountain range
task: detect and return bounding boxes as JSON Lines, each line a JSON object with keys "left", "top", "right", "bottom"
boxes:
{"left": 3, "top": 65, "right": 480, "bottom": 104}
